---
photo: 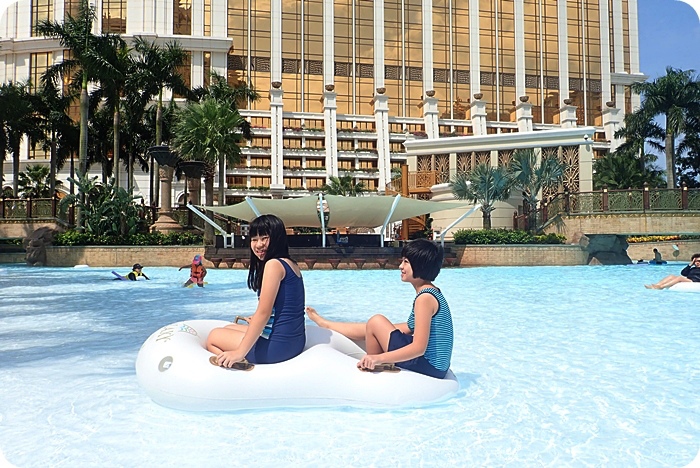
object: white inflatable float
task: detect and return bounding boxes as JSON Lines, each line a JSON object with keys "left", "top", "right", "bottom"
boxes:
{"left": 136, "top": 320, "right": 460, "bottom": 411}
{"left": 669, "top": 282, "right": 700, "bottom": 292}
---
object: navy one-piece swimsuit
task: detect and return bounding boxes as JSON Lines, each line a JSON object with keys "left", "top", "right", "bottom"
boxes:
{"left": 245, "top": 259, "right": 306, "bottom": 364}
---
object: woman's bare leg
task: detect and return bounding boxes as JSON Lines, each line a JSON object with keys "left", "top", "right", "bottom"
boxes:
{"left": 306, "top": 306, "right": 367, "bottom": 341}
{"left": 206, "top": 327, "right": 246, "bottom": 354}
{"left": 364, "top": 314, "right": 396, "bottom": 354}
{"left": 646, "top": 275, "right": 692, "bottom": 289}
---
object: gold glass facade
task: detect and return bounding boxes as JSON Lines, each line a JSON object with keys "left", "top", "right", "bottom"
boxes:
{"left": 102, "top": 0, "right": 126, "bottom": 33}
{"left": 31, "top": 0, "right": 53, "bottom": 37}
{"left": 174, "top": 0, "right": 192, "bottom": 35}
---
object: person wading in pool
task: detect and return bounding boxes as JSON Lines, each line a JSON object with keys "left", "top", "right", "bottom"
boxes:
{"left": 206, "top": 214, "right": 305, "bottom": 368}
{"left": 127, "top": 264, "right": 150, "bottom": 281}
{"left": 306, "top": 238, "right": 453, "bottom": 379}
{"left": 645, "top": 253, "right": 700, "bottom": 289}
{"left": 179, "top": 254, "right": 207, "bottom": 287}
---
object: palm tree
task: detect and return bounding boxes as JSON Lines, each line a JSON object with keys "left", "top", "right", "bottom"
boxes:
{"left": 36, "top": 0, "right": 125, "bottom": 227}
{"left": 37, "top": 77, "right": 79, "bottom": 198}
{"left": 509, "top": 148, "right": 566, "bottom": 232}
{"left": 593, "top": 150, "right": 665, "bottom": 189}
{"left": 171, "top": 98, "right": 246, "bottom": 241}
{"left": 630, "top": 67, "right": 700, "bottom": 188}
{"left": 614, "top": 111, "right": 665, "bottom": 173}
{"left": 18, "top": 165, "right": 60, "bottom": 198}
{"left": 451, "top": 163, "right": 512, "bottom": 229}
{"left": 0, "top": 81, "right": 43, "bottom": 196}
{"left": 90, "top": 39, "right": 134, "bottom": 188}
{"left": 36, "top": 0, "right": 125, "bottom": 177}
{"left": 131, "top": 36, "right": 190, "bottom": 205}
{"left": 321, "top": 175, "right": 366, "bottom": 196}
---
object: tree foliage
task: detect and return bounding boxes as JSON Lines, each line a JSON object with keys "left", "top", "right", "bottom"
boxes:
{"left": 451, "top": 163, "right": 512, "bottom": 229}
{"left": 320, "top": 175, "right": 366, "bottom": 196}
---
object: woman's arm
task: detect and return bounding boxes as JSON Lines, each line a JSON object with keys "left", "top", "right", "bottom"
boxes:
{"left": 218, "top": 260, "right": 285, "bottom": 365}
{"left": 365, "top": 294, "right": 437, "bottom": 365}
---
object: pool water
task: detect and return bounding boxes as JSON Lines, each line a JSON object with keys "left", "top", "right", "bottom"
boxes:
{"left": 0, "top": 263, "right": 698, "bottom": 467}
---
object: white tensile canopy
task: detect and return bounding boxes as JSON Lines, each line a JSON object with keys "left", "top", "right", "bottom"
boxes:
{"left": 191, "top": 194, "right": 480, "bottom": 247}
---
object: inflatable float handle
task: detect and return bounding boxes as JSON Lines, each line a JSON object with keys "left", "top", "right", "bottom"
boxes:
{"left": 234, "top": 315, "right": 249, "bottom": 324}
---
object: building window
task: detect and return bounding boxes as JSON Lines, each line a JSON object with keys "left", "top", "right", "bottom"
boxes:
{"left": 29, "top": 52, "right": 52, "bottom": 92}
{"left": 31, "top": 0, "right": 54, "bottom": 37}
{"left": 174, "top": 0, "right": 192, "bottom": 35}
{"left": 174, "top": 52, "right": 192, "bottom": 97}
{"left": 203, "top": 0, "right": 211, "bottom": 36}
{"left": 203, "top": 52, "right": 211, "bottom": 87}
{"left": 102, "top": 0, "right": 126, "bottom": 33}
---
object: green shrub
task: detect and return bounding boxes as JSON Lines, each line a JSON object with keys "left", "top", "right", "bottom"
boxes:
{"left": 452, "top": 228, "right": 566, "bottom": 245}
{"left": 53, "top": 230, "right": 204, "bottom": 246}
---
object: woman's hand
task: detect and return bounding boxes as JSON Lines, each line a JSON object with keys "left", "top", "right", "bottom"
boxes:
{"left": 216, "top": 350, "right": 246, "bottom": 368}
{"left": 357, "top": 354, "right": 384, "bottom": 370}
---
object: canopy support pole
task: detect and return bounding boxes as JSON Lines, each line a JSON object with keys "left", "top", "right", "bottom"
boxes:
{"left": 187, "top": 203, "right": 234, "bottom": 248}
{"left": 379, "top": 195, "right": 402, "bottom": 247}
{"left": 245, "top": 196, "right": 261, "bottom": 217}
{"left": 319, "top": 193, "right": 326, "bottom": 247}
{"left": 439, "top": 204, "right": 482, "bottom": 248}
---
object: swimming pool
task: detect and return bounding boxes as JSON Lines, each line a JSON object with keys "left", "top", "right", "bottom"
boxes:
{"left": 0, "top": 263, "right": 698, "bottom": 467}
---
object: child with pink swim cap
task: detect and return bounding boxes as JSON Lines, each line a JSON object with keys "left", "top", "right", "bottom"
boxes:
{"left": 179, "top": 254, "right": 207, "bottom": 287}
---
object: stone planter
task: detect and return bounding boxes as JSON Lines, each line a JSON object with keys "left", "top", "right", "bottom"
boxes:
{"left": 148, "top": 146, "right": 181, "bottom": 167}
{"left": 178, "top": 160, "right": 207, "bottom": 179}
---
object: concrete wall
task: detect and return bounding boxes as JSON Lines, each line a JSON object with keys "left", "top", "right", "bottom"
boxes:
{"left": 452, "top": 244, "right": 588, "bottom": 267}
{"left": 545, "top": 213, "right": 700, "bottom": 242}
{"left": 626, "top": 240, "right": 700, "bottom": 263}
{"left": 0, "top": 221, "right": 64, "bottom": 238}
{"left": 44, "top": 246, "right": 209, "bottom": 268}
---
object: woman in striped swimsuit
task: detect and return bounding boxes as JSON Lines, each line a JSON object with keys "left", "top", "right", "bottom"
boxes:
{"left": 307, "top": 238, "right": 453, "bottom": 379}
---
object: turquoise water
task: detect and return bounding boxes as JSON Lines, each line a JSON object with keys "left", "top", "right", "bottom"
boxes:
{"left": 0, "top": 263, "right": 698, "bottom": 467}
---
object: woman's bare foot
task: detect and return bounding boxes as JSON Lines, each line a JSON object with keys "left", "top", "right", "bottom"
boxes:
{"left": 644, "top": 284, "right": 654, "bottom": 289}
{"left": 305, "top": 306, "right": 330, "bottom": 328}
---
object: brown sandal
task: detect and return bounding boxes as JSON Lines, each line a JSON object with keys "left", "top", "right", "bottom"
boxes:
{"left": 359, "top": 363, "right": 401, "bottom": 373}
{"left": 209, "top": 355, "right": 255, "bottom": 371}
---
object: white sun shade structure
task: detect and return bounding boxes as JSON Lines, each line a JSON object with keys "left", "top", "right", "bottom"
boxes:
{"left": 191, "top": 194, "right": 477, "bottom": 247}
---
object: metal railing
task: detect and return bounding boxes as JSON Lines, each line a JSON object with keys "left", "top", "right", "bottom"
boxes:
{"left": 0, "top": 196, "right": 73, "bottom": 224}
{"left": 514, "top": 183, "right": 700, "bottom": 231}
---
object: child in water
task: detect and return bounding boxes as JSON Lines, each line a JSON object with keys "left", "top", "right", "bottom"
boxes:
{"left": 179, "top": 254, "right": 207, "bottom": 287}
{"left": 306, "top": 238, "right": 453, "bottom": 379}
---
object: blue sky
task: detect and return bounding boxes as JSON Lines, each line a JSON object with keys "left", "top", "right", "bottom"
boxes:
{"left": 638, "top": 0, "right": 700, "bottom": 79}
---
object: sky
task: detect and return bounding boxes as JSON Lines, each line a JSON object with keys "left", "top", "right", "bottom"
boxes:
{"left": 638, "top": 0, "right": 700, "bottom": 79}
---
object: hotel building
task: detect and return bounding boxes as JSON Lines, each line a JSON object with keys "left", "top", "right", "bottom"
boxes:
{"left": 0, "top": 0, "right": 645, "bottom": 231}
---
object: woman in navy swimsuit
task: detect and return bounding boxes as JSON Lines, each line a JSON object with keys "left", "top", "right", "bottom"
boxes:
{"left": 206, "top": 214, "right": 306, "bottom": 367}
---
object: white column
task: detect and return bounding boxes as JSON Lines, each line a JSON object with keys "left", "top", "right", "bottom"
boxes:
{"left": 470, "top": 95, "right": 487, "bottom": 136}
{"left": 270, "top": 85, "right": 285, "bottom": 191}
{"left": 469, "top": 0, "right": 480, "bottom": 95}
{"left": 423, "top": 92, "right": 440, "bottom": 139}
{"left": 322, "top": 0, "right": 338, "bottom": 179}
{"left": 627, "top": 0, "right": 642, "bottom": 110}
{"left": 324, "top": 86, "right": 339, "bottom": 178}
{"left": 270, "top": 0, "right": 282, "bottom": 83}
{"left": 374, "top": 90, "right": 391, "bottom": 192}
{"left": 559, "top": 101, "right": 578, "bottom": 128}
{"left": 374, "top": 0, "right": 385, "bottom": 90}
{"left": 269, "top": 0, "right": 284, "bottom": 193}
{"left": 602, "top": 103, "right": 622, "bottom": 151}
{"left": 191, "top": 0, "right": 204, "bottom": 36}
{"left": 557, "top": 0, "right": 569, "bottom": 106}
{"left": 599, "top": 0, "right": 613, "bottom": 106}
{"left": 421, "top": 0, "right": 433, "bottom": 94}
{"left": 323, "top": 0, "right": 335, "bottom": 85}
{"left": 211, "top": 0, "right": 228, "bottom": 37}
{"left": 612, "top": 0, "right": 624, "bottom": 73}
{"left": 514, "top": 0, "right": 525, "bottom": 97}
{"left": 515, "top": 97, "right": 533, "bottom": 132}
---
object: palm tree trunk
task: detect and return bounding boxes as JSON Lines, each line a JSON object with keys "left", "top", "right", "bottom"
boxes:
{"left": 204, "top": 176, "right": 214, "bottom": 245}
{"left": 113, "top": 106, "right": 120, "bottom": 188}
{"left": 11, "top": 146, "right": 19, "bottom": 196}
{"left": 153, "top": 91, "right": 162, "bottom": 207}
{"left": 665, "top": 129, "right": 675, "bottom": 188}
{"left": 50, "top": 130, "right": 57, "bottom": 197}
{"left": 482, "top": 210, "right": 491, "bottom": 230}
{"left": 218, "top": 156, "right": 225, "bottom": 206}
{"left": 78, "top": 75, "right": 89, "bottom": 229}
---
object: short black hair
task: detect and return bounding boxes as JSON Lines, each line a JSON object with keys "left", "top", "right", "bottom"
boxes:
{"left": 401, "top": 238, "right": 443, "bottom": 281}
{"left": 247, "top": 214, "right": 291, "bottom": 291}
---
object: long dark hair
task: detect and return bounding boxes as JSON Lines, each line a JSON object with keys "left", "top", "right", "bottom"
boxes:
{"left": 247, "top": 214, "right": 291, "bottom": 292}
